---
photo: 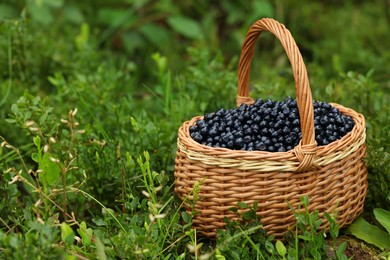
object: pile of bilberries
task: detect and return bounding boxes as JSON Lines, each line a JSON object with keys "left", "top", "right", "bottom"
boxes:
{"left": 189, "top": 97, "right": 355, "bottom": 152}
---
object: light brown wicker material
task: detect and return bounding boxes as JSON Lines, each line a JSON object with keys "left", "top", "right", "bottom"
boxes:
{"left": 174, "top": 18, "right": 367, "bottom": 238}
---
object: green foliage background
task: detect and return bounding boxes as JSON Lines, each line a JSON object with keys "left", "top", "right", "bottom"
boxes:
{"left": 0, "top": 0, "right": 389, "bottom": 258}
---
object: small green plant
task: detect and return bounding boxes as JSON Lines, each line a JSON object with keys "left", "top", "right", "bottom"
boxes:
{"left": 288, "top": 196, "right": 329, "bottom": 259}
{"left": 285, "top": 196, "right": 347, "bottom": 260}
{"left": 214, "top": 196, "right": 347, "bottom": 259}
{"left": 216, "top": 201, "right": 271, "bottom": 259}
{"left": 325, "top": 212, "right": 349, "bottom": 260}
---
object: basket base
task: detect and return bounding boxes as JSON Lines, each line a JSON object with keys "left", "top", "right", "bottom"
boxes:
{"left": 174, "top": 144, "right": 368, "bottom": 239}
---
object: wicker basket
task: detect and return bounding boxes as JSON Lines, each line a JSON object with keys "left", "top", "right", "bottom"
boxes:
{"left": 174, "top": 18, "right": 367, "bottom": 239}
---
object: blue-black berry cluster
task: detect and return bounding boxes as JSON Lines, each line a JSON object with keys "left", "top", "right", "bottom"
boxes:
{"left": 189, "top": 97, "right": 354, "bottom": 152}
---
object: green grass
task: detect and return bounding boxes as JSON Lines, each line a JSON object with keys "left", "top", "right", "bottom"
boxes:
{"left": 1, "top": 0, "right": 390, "bottom": 259}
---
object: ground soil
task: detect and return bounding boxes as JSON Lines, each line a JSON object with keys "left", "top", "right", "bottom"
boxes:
{"left": 328, "top": 235, "right": 385, "bottom": 260}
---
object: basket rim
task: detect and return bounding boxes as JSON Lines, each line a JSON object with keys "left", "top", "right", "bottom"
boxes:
{"left": 177, "top": 102, "right": 365, "bottom": 172}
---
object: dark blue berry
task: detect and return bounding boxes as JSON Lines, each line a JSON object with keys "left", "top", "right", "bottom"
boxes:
{"left": 222, "top": 133, "right": 233, "bottom": 143}
{"left": 200, "top": 127, "right": 208, "bottom": 136}
{"left": 326, "top": 124, "right": 336, "bottom": 132}
{"left": 339, "top": 127, "right": 347, "bottom": 136}
{"left": 251, "top": 124, "right": 260, "bottom": 133}
{"left": 271, "top": 129, "right": 280, "bottom": 138}
{"left": 345, "top": 123, "right": 353, "bottom": 131}
{"left": 243, "top": 135, "right": 252, "bottom": 144}
{"left": 292, "top": 127, "right": 301, "bottom": 134}
{"left": 261, "top": 128, "right": 269, "bottom": 135}
{"left": 209, "top": 127, "right": 218, "bottom": 137}
{"left": 268, "top": 146, "right": 276, "bottom": 152}
{"left": 234, "top": 137, "right": 245, "bottom": 149}
{"left": 282, "top": 126, "right": 291, "bottom": 134}
{"left": 191, "top": 132, "right": 203, "bottom": 143}
{"left": 197, "top": 120, "right": 206, "bottom": 128}
{"left": 204, "top": 113, "right": 213, "bottom": 121}
{"left": 189, "top": 125, "right": 198, "bottom": 133}
{"left": 255, "top": 142, "right": 267, "bottom": 151}
{"left": 320, "top": 116, "right": 329, "bottom": 125}
{"left": 215, "top": 108, "right": 226, "bottom": 117}
{"left": 292, "top": 118, "right": 300, "bottom": 126}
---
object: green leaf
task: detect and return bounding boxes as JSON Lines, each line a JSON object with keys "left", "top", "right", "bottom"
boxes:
{"left": 31, "top": 153, "right": 39, "bottom": 163}
{"left": 324, "top": 212, "right": 339, "bottom": 238}
{"left": 298, "top": 234, "right": 312, "bottom": 241}
{"left": 130, "top": 116, "right": 140, "bottom": 131}
{"left": 300, "top": 196, "right": 309, "bottom": 207}
{"left": 242, "top": 210, "right": 256, "bottom": 221}
{"left": 92, "top": 218, "right": 106, "bottom": 226}
{"left": 145, "top": 121, "right": 156, "bottom": 134}
{"left": 4, "top": 119, "right": 16, "bottom": 123}
{"left": 65, "top": 255, "right": 77, "bottom": 260}
{"left": 139, "top": 24, "right": 170, "bottom": 46}
{"left": 61, "top": 222, "right": 74, "bottom": 247}
{"left": 265, "top": 240, "right": 274, "bottom": 254}
{"left": 95, "top": 237, "right": 107, "bottom": 260}
{"left": 39, "top": 153, "right": 61, "bottom": 186}
{"left": 229, "top": 249, "right": 240, "bottom": 260}
{"left": 347, "top": 217, "right": 390, "bottom": 250}
{"left": 276, "top": 240, "right": 286, "bottom": 257}
{"left": 215, "top": 249, "right": 226, "bottom": 260}
{"left": 229, "top": 207, "right": 238, "bottom": 213}
{"left": 167, "top": 16, "right": 202, "bottom": 40}
{"left": 336, "top": 241, "right": 347, "bottom": 257}
{"left": 77, "top": 221, "right": 93, "bottom": 246}
{"left": 63, "top": 5, "right": 84, "bottom": 24}
{"left": 33, "top": 136, "right": 41, "bottom": 148}
{"left": 374, "top": 208, "right": 390, "bottom": 234}
{"left": 313, "top": 218, "right": 322, "bottom": 230}
{"left": 181, "top": 211, "right": 191, "bottom": 223}
{"left": 163, "top": 253, "right": 172, "bottom": 260}
{"left": 237, "top": 201, "right": 249, "bottom": 209}
{"left": 252, "top": 201, "right": 258, "bottom": 211}
{"left": 27, "top": 1, "right": 53, "bottom": 25}
{"left": 97, "top": 8, "right": 128, "bottom": 26}
{"left": 11, "top": 104, "right": 18, "bottom": 114}
{"left": 75, "top": 23, "right": 90, "bottom": 50}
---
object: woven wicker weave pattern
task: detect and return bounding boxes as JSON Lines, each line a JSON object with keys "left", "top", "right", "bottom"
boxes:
{"left": 174, "top": 18, "right": 368, "bottom": 239}
{"left": 175, "top": 104, "right": 367, "bottom": 238}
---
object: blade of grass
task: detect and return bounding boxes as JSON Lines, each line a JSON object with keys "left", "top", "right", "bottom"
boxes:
{"left": 374, "top": 208, "right": 390, "bottom": 234}
{"left": 347, "top": 217, "right": 390, "bottom": 250}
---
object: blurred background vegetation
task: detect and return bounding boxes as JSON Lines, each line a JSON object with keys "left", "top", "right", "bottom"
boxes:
{"left": 1, "top": 0, "right": 390, "bottom": 82}
{"left": 0, "top": 0, "right": 389, "bottom": 258}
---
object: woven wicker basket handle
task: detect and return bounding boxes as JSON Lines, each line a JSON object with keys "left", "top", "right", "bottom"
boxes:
{"left": 237, "top": 18, "right": 317, "bottom": 172}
